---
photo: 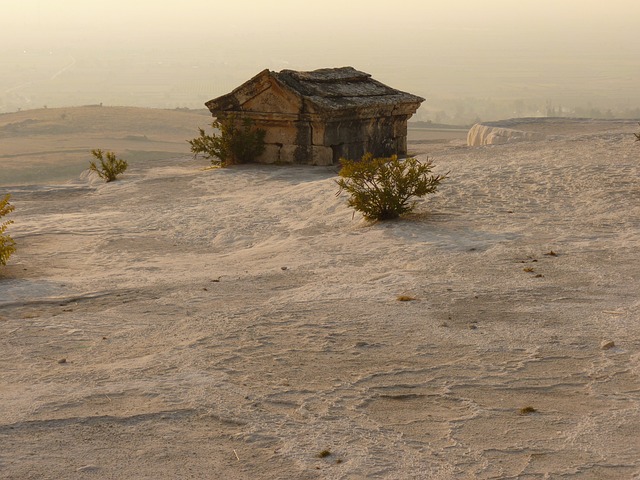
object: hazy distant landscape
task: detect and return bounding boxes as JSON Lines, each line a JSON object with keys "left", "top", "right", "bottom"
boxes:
{"left": 3, "top": 0, "right": 639, "bottom": 124}
{"left": 2, "top": 46, "right": 639, "bottom": 125}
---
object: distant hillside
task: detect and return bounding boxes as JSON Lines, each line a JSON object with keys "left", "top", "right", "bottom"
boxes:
{"left": 0, "top": 106, "right": 211, "bottom": 139}
{"left": 1, "top": 106, "right": 212, "bottom": 186}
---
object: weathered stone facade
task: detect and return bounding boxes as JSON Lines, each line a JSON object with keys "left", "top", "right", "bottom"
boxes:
{"left": 205, "top": 67, "right": 424, "bottom": 165}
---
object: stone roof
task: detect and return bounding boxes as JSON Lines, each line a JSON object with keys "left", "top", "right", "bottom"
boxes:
{"left": 206, "top": 67, "right": 424, "bottom": 114}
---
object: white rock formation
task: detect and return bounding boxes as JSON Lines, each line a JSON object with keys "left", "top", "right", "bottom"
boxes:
{"left": 467, "top": 123, "right": 545, "bottom": 146}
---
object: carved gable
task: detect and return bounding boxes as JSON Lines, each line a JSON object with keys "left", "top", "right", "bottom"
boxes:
{"left": 241, "top": 78, "right": 302, "bottom": 115}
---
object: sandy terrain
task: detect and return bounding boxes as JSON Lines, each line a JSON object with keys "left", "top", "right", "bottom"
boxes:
{"left": 1, "top": 112, "right": 639, "bottom": 479}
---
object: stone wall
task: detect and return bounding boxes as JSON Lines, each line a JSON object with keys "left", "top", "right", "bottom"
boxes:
{"left": 228, "top": 112, "right": 410, "bottom": 166}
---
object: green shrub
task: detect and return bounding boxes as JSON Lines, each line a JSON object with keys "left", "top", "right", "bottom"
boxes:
{"left": 89, "top": 149, "right": 128, "bottom": 182}
{"left": 336, "top": 153, "right": 447, "bottom": 221}
{"left": 188, "top": 115, "right": 266, "bottom": 166}
{"left": 0, "top": 194, "right": 16, "bottom": 267}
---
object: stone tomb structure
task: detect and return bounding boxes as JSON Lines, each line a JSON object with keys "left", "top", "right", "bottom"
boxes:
{"left": 205, "top": 67, "right": 424, "bottom": 165}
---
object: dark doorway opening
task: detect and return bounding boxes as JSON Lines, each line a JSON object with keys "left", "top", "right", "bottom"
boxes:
{"left": 331, "top": 144, "right": 344, "bottom": 164}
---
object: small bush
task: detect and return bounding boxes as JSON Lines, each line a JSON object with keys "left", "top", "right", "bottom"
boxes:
{"left": 89, "top": 149, "right": 128, "bottom": 182}
{"left": 336, "top": 153, "right": 447, "bottom": 221}
{"left": 396, "top": 295, "right": 417, "bottom": 302}
{"left": 519, "top": 406, "right": 537, "bottom": 415}
{"left": 188, "top": 115, "right": 266, "bottom": 166}
{"left": 635, "top": 123, "right": 640, "bottom": 142}
{"left": 0, "top": 194, "right": 16, "bottom": 267}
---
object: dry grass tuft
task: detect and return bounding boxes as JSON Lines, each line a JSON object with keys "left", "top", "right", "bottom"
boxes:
{"left": 519, "top": 406, "right": 537, "bottom": 415}
{"left": 396, "top": 295, "right": 417, "bottom": 302}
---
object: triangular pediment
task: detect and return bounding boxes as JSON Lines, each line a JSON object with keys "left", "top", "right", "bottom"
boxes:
{"left": 205, "top": 70, "right": 302, "bottom": 115}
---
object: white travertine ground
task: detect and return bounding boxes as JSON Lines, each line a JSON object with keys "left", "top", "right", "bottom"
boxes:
{"left": 1, "top": 117, "right": 639, "bottom": 479}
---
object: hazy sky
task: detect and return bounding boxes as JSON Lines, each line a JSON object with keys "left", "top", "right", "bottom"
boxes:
{"left": 2, "top": 0, "right": 640, "bottom": 119}
{"left": 5, "top": 1, "right": 638, "bottom": 43}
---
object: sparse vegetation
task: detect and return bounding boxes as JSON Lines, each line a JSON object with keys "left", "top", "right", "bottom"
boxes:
{"left": 0, "top": 194, "right": 16, "bottom": 267}
{"left": 519, "top": 406, "right": 537, "bottom": 415}
{"left": 188, "top": 115, "right": 266, "bottom": 166}
{"left": 635, "top": 123, "right": 640, "bottom": 142}
{"left": 89, "top": 149, "right": 128, "bottom": 182}
{"left": 317, "top": 450, "right": 332, "bottom": 458}
{"left": 397, "top": 295, "right": 417, "bottom": 302}
{"left": 336, "top": 153, "right": 447, "bottom": 221}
